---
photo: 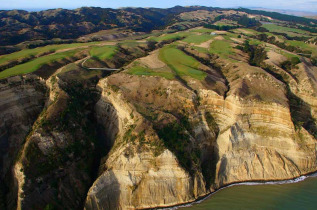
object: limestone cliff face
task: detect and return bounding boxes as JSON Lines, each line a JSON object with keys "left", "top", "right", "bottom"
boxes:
{"left": 85, "top": 77, "right": 207, "bottom": 209}
{"left": 205, "top": 60, "right": 317, "bottom": 186}
{"left": 85, "top": 59, "right": 317, "bottom": 209}
{"left": 200, "top": 91, "right": 316, "bottom": 185}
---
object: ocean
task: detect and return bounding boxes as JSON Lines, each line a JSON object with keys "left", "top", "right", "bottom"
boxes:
{"left": 181, "top": 173, "right": 317, "bottom": 210}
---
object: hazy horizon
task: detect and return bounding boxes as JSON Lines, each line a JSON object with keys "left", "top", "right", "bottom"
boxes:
{"left": 1, "top": 0, "right": 317, "bottom": 13}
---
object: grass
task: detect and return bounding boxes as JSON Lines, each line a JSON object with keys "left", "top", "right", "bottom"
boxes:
{"left": 209, "top": 40, "right": 233, "bottom": 58}
{"left": 0, "top": 49, "right": 79, "bottom": 78}
{"left": 223, "top": 32, "right": 239, "bottom": 39}
{"left": 119, "top": 41, "right": 143, "bottom": 47}
{"left": 89, "top": 45, "right": 117, "bottom": 60}
{"left": 148, "top": 32, "right": 189, "bottom": 42}
{"left": 191, "top": 46, "right": 209, "bottom": 53}
{"left": 0, "top": 42, "right": 99, "bottom": 66}
{"left": 159, "top": 46, "right": 207, "bottom": 80}
{"left": 233, "top": 28, "right": 259, "bottom": 36}
{"left": 286, "top": 40, "right": 317, "bottom": 56}
{"left": 214, "top": 20, "right": 237, "bottom": 26}
{"left": 126, "top": 65, "right": 174, "bottom": 80}
{"left": 279, "top": 50, "right": 300, "bottom": 59}
{"left": 182, "top": 34, "right": 213, "bottom": 44}
{"left": 262, "top": 24, "right": 311, "bottom": 37}
{"left": 189, "top": 28, "right": 216, "bottom": 33}
{"left": 249, "top": 39, "right": 264, "bottom": 45}
{"left": 222, "top": 33, "right": 240, "bottom": 42}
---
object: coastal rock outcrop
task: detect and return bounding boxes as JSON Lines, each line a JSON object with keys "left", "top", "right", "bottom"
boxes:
{"left": 85, "top": 76, "right": 207, "bottom": 209}
{"left": 84, "top": 58, "right": 317, "bottom": 209}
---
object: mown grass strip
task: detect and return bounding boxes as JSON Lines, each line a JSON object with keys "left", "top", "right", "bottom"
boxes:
{"left": 89, "top": 45, "right": 117, "bottom": 60}
{"left": 189, "top": 28, "right": 216, "bottom": 33}
{"left": 182, "top": 34, "right": 213, "bottom": 44}
{"left": 0, "top": 49, "right": 79, "bottom": 78}
{"left": 148, "top": 32, "right": 190, "bottom": 42}
{"left": 0, "top": 42, "right": 99, "bottom": 66}
{"left": 159, "top": 46, "right": 206, "bottom": 80}
{"left": 209, "top": 40, "right": 233, "bottom": 58}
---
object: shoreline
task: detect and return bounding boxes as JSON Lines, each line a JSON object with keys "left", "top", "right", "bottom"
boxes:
{"left": 154, "top": 170, "right": 317, "bottom": 210}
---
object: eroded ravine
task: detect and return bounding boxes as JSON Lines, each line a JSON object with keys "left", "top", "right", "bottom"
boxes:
{"left": 2, "top": 39, "right": 189, "bottom": 209}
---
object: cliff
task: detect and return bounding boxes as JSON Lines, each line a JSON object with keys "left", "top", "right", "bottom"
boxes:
{"left": 3, "top": 51, "right": 317, "bottom": 210}
{"left": 84, "top": 52, "right": 317, "bottom": 208}
{"left": 0, "top": 75, "right": 46, "bottom": 208}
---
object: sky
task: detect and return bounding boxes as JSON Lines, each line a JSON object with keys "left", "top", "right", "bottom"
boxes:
{"left": 0, "top": 0, "right": 317, "bottom": 12}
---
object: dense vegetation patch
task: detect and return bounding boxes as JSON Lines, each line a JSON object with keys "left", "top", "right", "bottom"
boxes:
{"left": 237, "top": 15, "right": 259, "bottom": 28}
{"left": 280, "top": 57, "right": 301, "bottom": 71}
{"left": 237, "top": 40, "right": 267, "bottom": 66}
{"left": 156, "top": 117, "right": 200, "bottom": 174}
{"left": 204, "top": 24, "right": 239, "bottom": 31}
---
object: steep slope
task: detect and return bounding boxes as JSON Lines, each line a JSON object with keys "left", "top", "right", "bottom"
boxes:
{"left": 84, "top": 40, "right": 317, "bottom": 209}
{"left": 0, "top": 75, "right": 46, "bottom": 178}
{"left": 7, "top": 41, "right": 166, "bottom": 209}
{"left": 85, "top": 75, "right": 207, "bottom": 209}
{"left": 0, "top": 75, "right": 46, "bottom": 208}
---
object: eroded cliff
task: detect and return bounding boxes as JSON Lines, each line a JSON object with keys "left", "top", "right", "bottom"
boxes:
{"left": 1, "top": 26, "right": 317, "bottom": 210}
{"left": 84, "top": 48, "right": 317, "bottom": 209}
{"left": 0, "top": 75, "right": 46, "bottom": 208}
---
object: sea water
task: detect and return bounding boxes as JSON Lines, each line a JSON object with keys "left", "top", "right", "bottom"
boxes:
{"left": 180, "top": 174, "right": 317, "bottom": 210}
